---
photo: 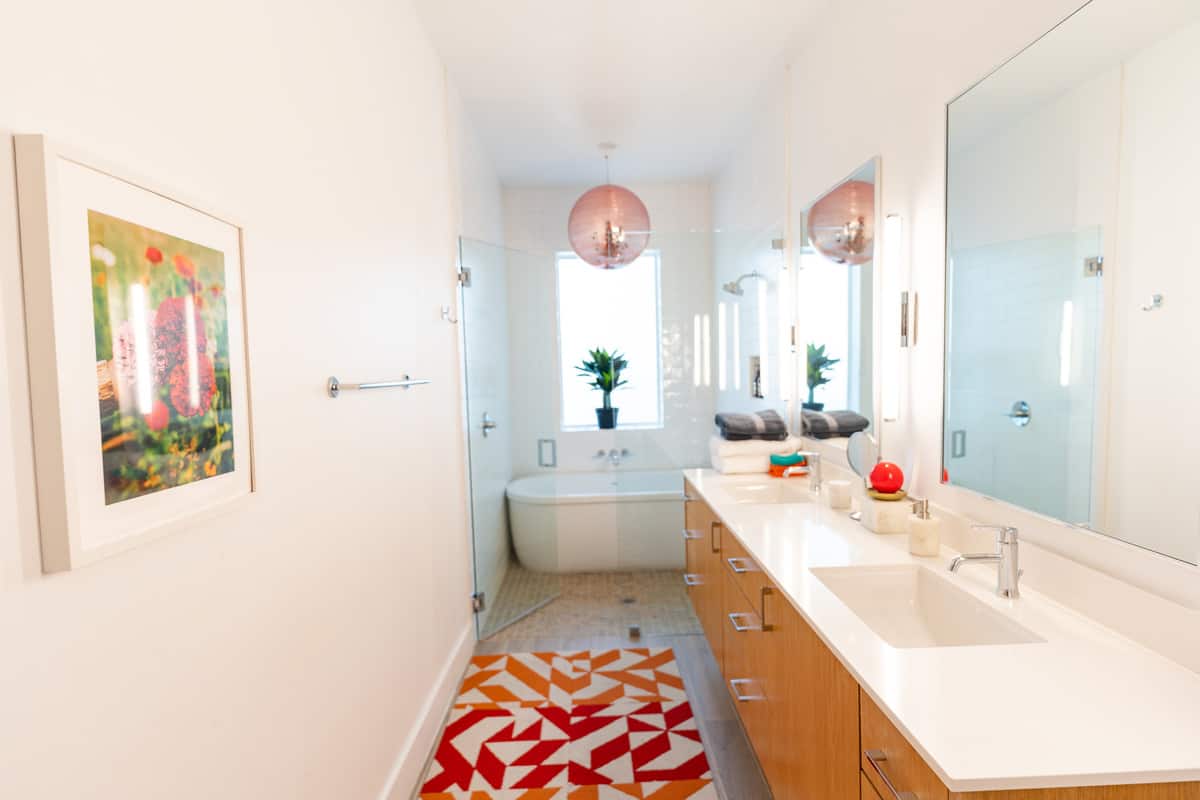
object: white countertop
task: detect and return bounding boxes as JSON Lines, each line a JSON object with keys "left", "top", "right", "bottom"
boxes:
{"left": 684, "top": 468, "right": 1200, "bottom": 792}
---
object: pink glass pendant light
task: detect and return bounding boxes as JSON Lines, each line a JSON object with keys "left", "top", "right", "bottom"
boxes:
{"left": 807, "top": 179, "right": 875, "bottom": 265}
{"left": 568, "top": 152, "right": 650, "bottom": 269}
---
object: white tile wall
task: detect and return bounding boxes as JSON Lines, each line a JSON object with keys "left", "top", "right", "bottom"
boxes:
{"left": 501, "top": 183, "right": 716, "bottom": 475}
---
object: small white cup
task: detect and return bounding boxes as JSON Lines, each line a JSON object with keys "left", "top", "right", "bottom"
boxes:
{"left": 826, "top": 479, "right": 852, "bottom": 510}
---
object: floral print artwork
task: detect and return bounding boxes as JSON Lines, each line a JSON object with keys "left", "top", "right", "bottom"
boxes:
{"left": 88, "top": 210, "right": 235, "bottom": 504}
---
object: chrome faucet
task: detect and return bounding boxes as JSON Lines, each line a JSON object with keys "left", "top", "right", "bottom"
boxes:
{"left": 949, "top": 524, "right": 1021, "bottom": 599}
{"left": 595, "top": 448, "right": 631, "bottom": 466}
{"left": 783, "top": 451, "right": 822, "bottom": 493}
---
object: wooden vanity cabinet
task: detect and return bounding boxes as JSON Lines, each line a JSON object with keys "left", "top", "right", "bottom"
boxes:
{"left": 860, "top": 689, "right": 948, "bottom": 800}
{"left": 690, "top": 481, "right": 860, "bottom": 799}
{"left": 684, "top": 480, "right": 724, "bottom": 668}
{"left": 682, "top": 485, "right": 1199, "bottom": 800}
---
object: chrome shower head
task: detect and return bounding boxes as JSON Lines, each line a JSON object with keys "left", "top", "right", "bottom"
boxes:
{"left": 722, "top": 271, "right": 763, "bottom": 297}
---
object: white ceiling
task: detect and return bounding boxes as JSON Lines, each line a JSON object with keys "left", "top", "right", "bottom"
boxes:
{"left": 415, "top": 0, "right": 825, "bottom": 186}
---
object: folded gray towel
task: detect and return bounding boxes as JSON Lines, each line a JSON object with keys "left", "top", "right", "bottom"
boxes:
{"left": 715, "top": 409, "right": 789, "bottom": 441}
{"left": 801, "top": 409, "right": 870, "bottom": 439}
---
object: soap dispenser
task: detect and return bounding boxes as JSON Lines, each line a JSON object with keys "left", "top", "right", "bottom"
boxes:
{"left": 908, "top": 498, "right": 941, "bottom": 556}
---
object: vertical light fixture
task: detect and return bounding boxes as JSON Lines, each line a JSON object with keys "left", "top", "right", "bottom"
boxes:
{"left": 717, "top": 302, "right": 728, "bottom": 391}
{"left": 732, "top": 303, "right": 741, "bottom": 391}
{"left": 756, "top": 279, "right": 769, "bottom": 397}
{"left": 1059, "top": 300, "right": 1074, "bottom": 387}
{"left": 881, "top": 213, "right": 904, "bottom": 422}
{"left": 702, "top": 314, "right": 712, "bottom": 387}
{"left": 776, "top": 260, "right": 791, "bottom": 402}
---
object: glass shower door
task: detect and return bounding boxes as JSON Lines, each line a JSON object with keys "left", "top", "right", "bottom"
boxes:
{"left": 459, "top": 237, "right": 559, "bottom": 640}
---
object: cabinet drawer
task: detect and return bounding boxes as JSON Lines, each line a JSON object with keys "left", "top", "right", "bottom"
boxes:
{"left": 722, "top": 529, "right": 771, "bottom": 608}
{"left": 862, "top": 771, "right": 884, "bottom": 800}
{"left": 861, "top": 690, "right": 948, "bottom": 800}
{"left": 721, "top": 567, "right": 768, "bottom": 748}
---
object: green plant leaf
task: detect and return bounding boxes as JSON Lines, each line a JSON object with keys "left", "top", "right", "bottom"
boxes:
{"left": 575, "top": 347, "right": 629, "bottom": 405}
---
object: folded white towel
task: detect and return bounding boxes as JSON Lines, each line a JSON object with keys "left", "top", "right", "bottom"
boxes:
{"left": 709, "top": 434, "right": 802, "bottom": 460}
{"left": 712, "top": 453, "right": 771, "bottom": 475}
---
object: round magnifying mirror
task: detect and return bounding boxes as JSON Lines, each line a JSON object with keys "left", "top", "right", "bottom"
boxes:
{"left": 846, "top": 431, "right": 879, "bottom": 483}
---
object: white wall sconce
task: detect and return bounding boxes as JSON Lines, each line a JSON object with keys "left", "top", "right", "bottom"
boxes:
{"left": 881, "top": 213, "right": 906, "bottom": 422}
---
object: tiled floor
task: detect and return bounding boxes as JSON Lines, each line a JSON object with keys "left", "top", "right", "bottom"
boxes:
{"left": 484, "top": 569, "right": 704, "bottom": 643}
{"left": 473, "top": 635, "right": 771, "bottom": 798}
{"left": 479, "top": 564, "right": 562, "bottom": 639}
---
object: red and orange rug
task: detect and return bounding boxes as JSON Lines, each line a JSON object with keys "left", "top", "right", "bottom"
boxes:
{"left": 420, "top": 648, "right": 716, "bottom": 799}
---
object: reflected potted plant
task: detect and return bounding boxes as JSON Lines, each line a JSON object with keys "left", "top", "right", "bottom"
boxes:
{"left": 576, "top": 348, "right": 628, "bottom": 429}
{"left": 805, "top": 343, "right": 839, "bottom": 411}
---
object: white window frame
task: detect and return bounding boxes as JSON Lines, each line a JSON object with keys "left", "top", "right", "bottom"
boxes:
{"left": 554, "top": 250, "right": 665, "bottom": 432}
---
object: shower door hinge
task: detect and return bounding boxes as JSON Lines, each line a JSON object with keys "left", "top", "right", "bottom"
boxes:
{"left": 771, "top": 238, "right": 786, "bottom": 251}
{"left": 1083, "top": 256, "right": 1103, "bottom": 277}
{"left": 458, "top": 268, "right": 472, "bottom": 287}
{"left": 471, "top": 592, "right": 486, "bottom": 613}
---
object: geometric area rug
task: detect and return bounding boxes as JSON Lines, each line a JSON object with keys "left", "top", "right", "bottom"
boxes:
{"left": 419, "top": 648, "right": 716, "bottom": 799}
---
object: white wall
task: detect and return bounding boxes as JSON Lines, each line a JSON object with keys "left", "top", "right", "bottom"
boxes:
{"left": 503, "top": 182, "right": 715, "bottom": 475}
{"left": 0, "top": 0, "right": 477, "bottom": 797}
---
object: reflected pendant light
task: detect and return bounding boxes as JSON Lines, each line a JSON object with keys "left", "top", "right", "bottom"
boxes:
{"left": 807, "top": 179, "right": 875, "bottom": 265}
{"left": 568, "top": 152, "right": 650, "bottom": 269}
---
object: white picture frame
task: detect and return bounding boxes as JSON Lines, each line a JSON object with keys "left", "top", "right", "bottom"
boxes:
{"left": 14, "top": 135, "right": 255, "bottom": 572}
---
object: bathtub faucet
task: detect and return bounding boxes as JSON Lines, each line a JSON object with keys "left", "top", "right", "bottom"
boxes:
{"left": 595, "top": 448, "right": 631, "bottom": 466}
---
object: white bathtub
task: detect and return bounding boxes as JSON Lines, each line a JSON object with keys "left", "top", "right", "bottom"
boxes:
{"left": 506, "top": 470, "right": 686, "bottom": 573}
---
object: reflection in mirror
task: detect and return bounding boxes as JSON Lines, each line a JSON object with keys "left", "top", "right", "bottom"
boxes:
{"left": 795, "top": 159, "right": 877, "bottom": 444}
{"left": 714, "top": 228, "right": 787, "bottom": 414}
{"left": 943, "top": 0, "right": 1200, "bottom": 564}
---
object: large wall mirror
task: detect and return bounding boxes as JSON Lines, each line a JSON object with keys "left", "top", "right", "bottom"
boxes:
{"left": 795, "top": 159, "right": 877, "bottom": 445}
{"left": 943, "top": 0, "right": 1200, "bottom": 564}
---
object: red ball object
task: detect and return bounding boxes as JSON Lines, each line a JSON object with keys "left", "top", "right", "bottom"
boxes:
{"left": 869, "top": 462, "right": 904, "bottom": 494}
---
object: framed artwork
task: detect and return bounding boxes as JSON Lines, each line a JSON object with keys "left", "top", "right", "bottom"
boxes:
{"left": 14, "top": 135, "right": 254, "bottom": 572}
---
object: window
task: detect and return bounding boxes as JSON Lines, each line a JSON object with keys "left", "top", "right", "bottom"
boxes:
{"left": 556, "top": 251, "right": 663, "bottom": 430}
{"left": 797, "top": 248, "right": 850, "bottom": 410}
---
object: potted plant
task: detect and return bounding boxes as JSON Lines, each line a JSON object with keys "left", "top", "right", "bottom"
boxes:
{"left": 576, "top": 348, "right": 628, "bottom": 429}
{"left": 805, "top": 343, "right": 839, "bottom": 411}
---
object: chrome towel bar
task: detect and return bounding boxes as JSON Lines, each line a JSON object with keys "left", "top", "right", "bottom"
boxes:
{"left": 327, "top": 375, "right": 431, "bottom": 398}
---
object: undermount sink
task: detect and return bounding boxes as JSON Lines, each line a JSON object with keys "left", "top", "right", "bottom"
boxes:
{"left": 724, "top": 480, "right": 813, "bottom": 505}
{"left": 810, "top": 564, "right": 1044, "bottom": 648}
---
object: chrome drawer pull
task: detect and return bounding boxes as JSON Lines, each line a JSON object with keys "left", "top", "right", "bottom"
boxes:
{"left": 864, "top": 750, "right": 918, "bottom": 800}
{"left": 727, "top": 612, "right": 760, "bottom": 632}
{"left": 726, "top": 556, "right": 754, "bottom": 574}
{"left": 710, "top": 521, "right": 721, "bottom": 554}
{"left": 729, "top": 679, "right": 764, "bottom": 702}
{"left": 683, "top": 493, "right": 697, "bottom": 502}
{"left": 683, "top": 573, "right": 701, "bottom": 587}
{"left": 682, "top": 528, "right": 703, "bottom": 541}
{"left": 760, "top": 585, "right": 775, "bottom": 632}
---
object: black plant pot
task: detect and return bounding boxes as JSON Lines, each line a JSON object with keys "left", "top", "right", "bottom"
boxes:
{"left": 596, "top": 408, "right": 619, "bottom": 429}
{"left": 802, "top": 401, "right": 825, "bottom": 411}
